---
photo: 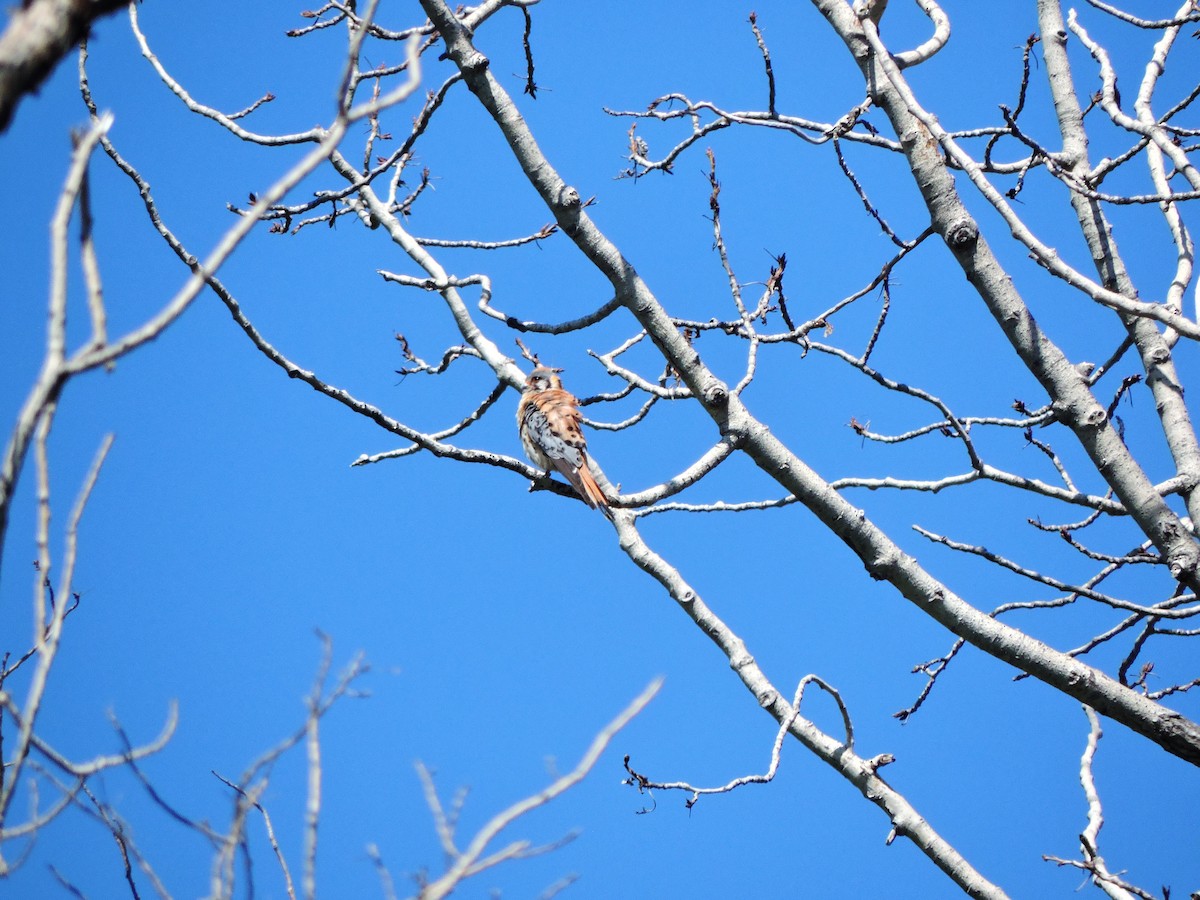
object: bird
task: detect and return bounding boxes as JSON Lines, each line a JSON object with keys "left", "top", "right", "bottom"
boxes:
{"left": 517, "top": 366, "right": 610, "bottom": 512}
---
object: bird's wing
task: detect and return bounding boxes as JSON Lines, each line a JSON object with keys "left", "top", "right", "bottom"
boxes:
{"left": 524, "top": 390, "right": 587, "bottom": 465}
{"left": 522, "top": 389, "right": 608, "bottom": 510}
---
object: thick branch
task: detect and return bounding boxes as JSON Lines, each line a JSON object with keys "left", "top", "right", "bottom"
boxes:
{"left": 0, "top": 0, "right": 125, "bottom": 132}
{"left": 1037, "top": 0, "right": 1200, "bottom": 527}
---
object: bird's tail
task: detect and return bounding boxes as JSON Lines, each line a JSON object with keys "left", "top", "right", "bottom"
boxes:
{"left": 575, "top": 464, "right": 613, "bottom": 518}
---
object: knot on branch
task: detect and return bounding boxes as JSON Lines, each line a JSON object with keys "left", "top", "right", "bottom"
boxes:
{"left": 1065, "top": 665, "right": 1091, "bottom": 688}
{"left": 557, "top": 185, "right": 582, "bottom": 209}
{"left": 1166, "top": 556, "right": 1195, "bottom": 585}
{"left": 945, "top": 218, "right": 978, "bottom": 250}
{"left": 854, "top": 0, "right": 887, "bottom": 24}
{"left": 899, "top": 124, "right": 935, "bottom": 151}
{"left": 1163, "top": 528, "right": 1198, "bottom": 581}
{"left": 866, "top": 753, "right": 895, "bottom": 774}
{"left": 703, "top": 380, "right": 729, "bottom": 406}
{"left": 729, "top": 649, "right": 756, "bottom": 672}
{"left": 461, "top": 50, "right": 489, "bottom": 74}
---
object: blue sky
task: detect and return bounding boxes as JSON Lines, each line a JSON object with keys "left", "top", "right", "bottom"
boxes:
{"left": 2, "top": 2, "right": 1198, "bottom": 897}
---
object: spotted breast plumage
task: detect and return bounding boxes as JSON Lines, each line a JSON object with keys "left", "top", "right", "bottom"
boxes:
{"left": 517, "top": 366, "right": 609, "bottom": 511}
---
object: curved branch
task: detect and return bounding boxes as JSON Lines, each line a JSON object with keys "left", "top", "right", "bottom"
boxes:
{"left": 886, "top": 0, "right": 952, "bottom": 69}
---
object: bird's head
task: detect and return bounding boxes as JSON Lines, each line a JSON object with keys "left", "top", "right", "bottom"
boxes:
{"left": 525, "top": 366, "right": 564, "bottom": 392}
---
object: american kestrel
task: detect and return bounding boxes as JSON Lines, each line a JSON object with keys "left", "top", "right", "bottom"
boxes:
{"left": 517, "top": 367, "right": 610, "bottom": 511}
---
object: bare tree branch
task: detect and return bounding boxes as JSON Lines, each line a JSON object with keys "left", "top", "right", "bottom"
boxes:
{"left": 0, "top": 0, "right": 125, "bottom": 132}
{"left": 415, "top": 679, "right": 663, "bottom": 900}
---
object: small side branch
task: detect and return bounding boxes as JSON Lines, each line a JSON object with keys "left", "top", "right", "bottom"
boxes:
{"left": 747, "top": 13, "right": 776, "bottom": 118}
{"left": 1042, "top": 707, "right": 1154, "bottom": 900}
{"left": 622, "top": 674, "right": 858, "bottom": 811}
